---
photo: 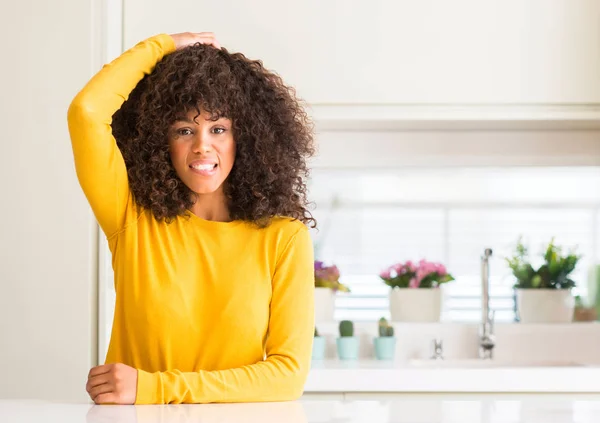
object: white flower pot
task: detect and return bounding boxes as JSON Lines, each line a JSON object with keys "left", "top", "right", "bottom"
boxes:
{"left": 314, "top": 287, "right": 335, "bottom": 323}
{"left": 516, "top": 288, "right": 575, "bottom": 323}
{"left": 389, "top": 287, "right": 442, "bottom": 322}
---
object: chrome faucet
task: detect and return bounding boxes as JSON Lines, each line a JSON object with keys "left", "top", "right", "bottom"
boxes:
{"left": 430, "top": 339, "right": 444, "bottom": 360}
{"left": 479, "top": 248, "right": 495, "bottom": 359}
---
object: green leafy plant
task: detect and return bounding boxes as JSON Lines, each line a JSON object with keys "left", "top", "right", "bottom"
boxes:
{"left": 339, "top": 320, "right": 354, "bottom": 337}
{"left": 378, "top": 317, "right": 394, "bottom": 337}
{"left": 506, "top": 237, "right": 581, "bottom": 289}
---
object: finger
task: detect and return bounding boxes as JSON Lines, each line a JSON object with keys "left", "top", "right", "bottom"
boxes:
{"left": 88, "top": 364, "right": 112, "bottom": 378}
{"left": 194, "top": 36, "right": 221, "bottom": 49}
{"left": 94, "top": 392, "right": 118, "bottom": 405}
{"left": 86, "top": 373, "right": 112, "bottom": 392}
{"left": 189, "top": 32, "right": 220, "bottom": 48}
{"left": 90, "top": 383, "right": 113, "bottom": 401}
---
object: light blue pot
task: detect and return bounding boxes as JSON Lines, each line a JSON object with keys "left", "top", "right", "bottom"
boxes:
{"left": 336, "top": 337, "right": 359, "bottom": 360}
{"left": 312, "top": 336, "right": 327, "bottom": 360}
{"left": 374, "top": 337, "right": 396, "bottom": 360}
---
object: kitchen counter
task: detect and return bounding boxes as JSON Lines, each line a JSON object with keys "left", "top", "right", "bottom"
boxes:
{"left": 3, "top": 395, "right": 600, "bottom": 422}
{"left": 305, "top": 360, "right": 600, "bottom": 393}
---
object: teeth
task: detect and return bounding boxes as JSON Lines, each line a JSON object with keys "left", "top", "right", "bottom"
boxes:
{"left": 192, "top": 164, "right": 216, "bottom": 170}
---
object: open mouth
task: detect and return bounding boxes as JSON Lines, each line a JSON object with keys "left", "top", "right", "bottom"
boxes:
{"left": 189, "top": 163, "right": 218, "bottom": 176}
{"left": 190, "top": 163, "right": 218, "bottom": 171}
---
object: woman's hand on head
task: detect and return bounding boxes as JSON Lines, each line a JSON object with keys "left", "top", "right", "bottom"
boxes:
{"left": 170, "top": 32, "right": 221, "bottom": 50}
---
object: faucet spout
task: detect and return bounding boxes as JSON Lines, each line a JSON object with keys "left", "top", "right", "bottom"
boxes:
{"left": 480, "top": 248, "right": 495, "bottom": 359}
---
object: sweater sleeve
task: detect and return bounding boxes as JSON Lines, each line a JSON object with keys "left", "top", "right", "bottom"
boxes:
{"left": 66, "top": 34, "right": 176, "bottom": 237}
{"left": 135, "top": 226, "right": 316, "bottom": 404}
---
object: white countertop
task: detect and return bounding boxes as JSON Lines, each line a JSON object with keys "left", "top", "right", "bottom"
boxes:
{"left": 304, "top": 360, "right": 600, "bottom": 393}
{"left": 3, "top": 396, "right": 600, "bottom": 422}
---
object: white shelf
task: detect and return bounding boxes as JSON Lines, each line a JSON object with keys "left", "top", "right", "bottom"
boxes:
{"left": 310, "top": 104, "right": 600, "bottom": 130}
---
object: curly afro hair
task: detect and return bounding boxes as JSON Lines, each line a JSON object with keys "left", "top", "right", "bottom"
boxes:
{"left": 111, "top": 42, "right": 316, "bottom": 229}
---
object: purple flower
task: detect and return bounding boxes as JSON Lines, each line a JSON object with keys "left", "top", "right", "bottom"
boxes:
{"left": 405, "top": 260, "right": 418, "bottom": 272}
{"left": 392, "top": 263, "right": 405, "bottom": 274}
{"left": 380, "top": 259, "right": 454, "bottom": 289}
{"left": 409, "top": 277, "right": 419, "bottom": 288}
{"left": 315, "top": 265, "right": 340, "bottom": 282}
{"left": 436, "top": 263, "right": 447, "bottom": 276}
{"left": 314, "top": 260, "right": 351, "bottom": 293}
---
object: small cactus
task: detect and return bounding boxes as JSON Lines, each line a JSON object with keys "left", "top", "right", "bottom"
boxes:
{"left": 378, "top": 317, "right": 395, "bottom": 337}
{"left": 339, "top": 320, "right": 354, "bottom": 337}
{"left": 314, "top": 327, "right": 319, "bottom": 337}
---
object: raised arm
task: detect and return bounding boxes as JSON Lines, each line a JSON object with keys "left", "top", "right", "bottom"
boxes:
{"left": 67, "top": 34, "right": 176, "bottom": 237}
{"left": 135, "top": 226, "right": 315, "bottom": 404}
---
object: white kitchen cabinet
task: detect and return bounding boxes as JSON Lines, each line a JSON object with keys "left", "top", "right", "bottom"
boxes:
{"left": 123, "top": 0, "right": 600, "bottom": 109}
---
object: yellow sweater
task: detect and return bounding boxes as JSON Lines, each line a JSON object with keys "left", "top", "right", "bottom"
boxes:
{"left": 67, "top": 34, "right": 315, "bottom": 404}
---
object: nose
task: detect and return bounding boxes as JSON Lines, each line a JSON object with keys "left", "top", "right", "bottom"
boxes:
{"left": 191, "top": 131, "right": 212, "bottom": 154}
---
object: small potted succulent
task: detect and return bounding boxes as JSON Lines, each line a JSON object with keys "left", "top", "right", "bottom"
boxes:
{"left": 374, "top": 317, "right": 396, "bottom": 360}
{"left": 507, "top": 237, "right": 581, "bottom": 323}
{"left": 336, "top": 320, "right": 359, "bottom": 360}
{"left": 314, "top": 261, "right": 350, "bottom": 323}
{"left": 311, "top": 327, "right": 327, "bottom": 360}
{"left": 379, "top": 259, "right": 454, "bottom": 322}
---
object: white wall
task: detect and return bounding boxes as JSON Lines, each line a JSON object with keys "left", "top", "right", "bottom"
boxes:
{"left": 0, "top": 0, "right": 100, "bottom": 401}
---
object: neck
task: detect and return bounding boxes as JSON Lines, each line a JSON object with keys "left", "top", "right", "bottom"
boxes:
{"left": 189, "top": 189, "right": 231, "bottom": 222}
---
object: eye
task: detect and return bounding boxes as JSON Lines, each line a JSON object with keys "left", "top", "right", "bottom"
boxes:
{"left": 177, "top": 128, "right": 193, "bottom": 136}
{"left": 212, "top": 127, "right": 226, "bottom": 135}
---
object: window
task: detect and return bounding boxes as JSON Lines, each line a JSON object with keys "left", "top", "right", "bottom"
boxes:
{"left": 307, "top": 167, "right": 600, "bottom": 322}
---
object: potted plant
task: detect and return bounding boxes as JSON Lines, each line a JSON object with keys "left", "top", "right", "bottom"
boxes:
{"left": 574, "top": 296, "right": 597, "bottom": 322}
{"left": 379, "top": 259, "right": 454, "bottom": 322}
{"left": 374, "top": 317, "right": 396, "bottom": 360}
{"left": 311, "top": 327, "right": 327, "bottom": 360}
{"left": 314, "top": 261, "right": 350, "bottom": 323}
{"left": 336, "top": 320, "right": 359, "bottom": 360}
{"left": 506, "top": 237, "right": 581, "bottom": 323}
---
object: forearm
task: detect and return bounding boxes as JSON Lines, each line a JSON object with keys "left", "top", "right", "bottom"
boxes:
{"left": 68, "top": 33, "right": 175, "bottom": 119}
{"left": 136, "top": 355, "right": 310, "bottom": 404}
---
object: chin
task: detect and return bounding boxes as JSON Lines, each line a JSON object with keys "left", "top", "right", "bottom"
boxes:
{"left": 188, "top": 183, "right": 223, "bottom": 195}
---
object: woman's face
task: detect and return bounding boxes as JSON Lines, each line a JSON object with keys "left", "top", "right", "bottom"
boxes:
{"left": 167, "top": 109, "right": 236, "bottom": 195}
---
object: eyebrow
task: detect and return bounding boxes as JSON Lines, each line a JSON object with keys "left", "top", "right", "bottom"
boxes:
{"left": 173, "top": 116, "right": 229, "bottom": 124}
{"left": 174, "top": 117, "right": 195, "bottom": 124}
